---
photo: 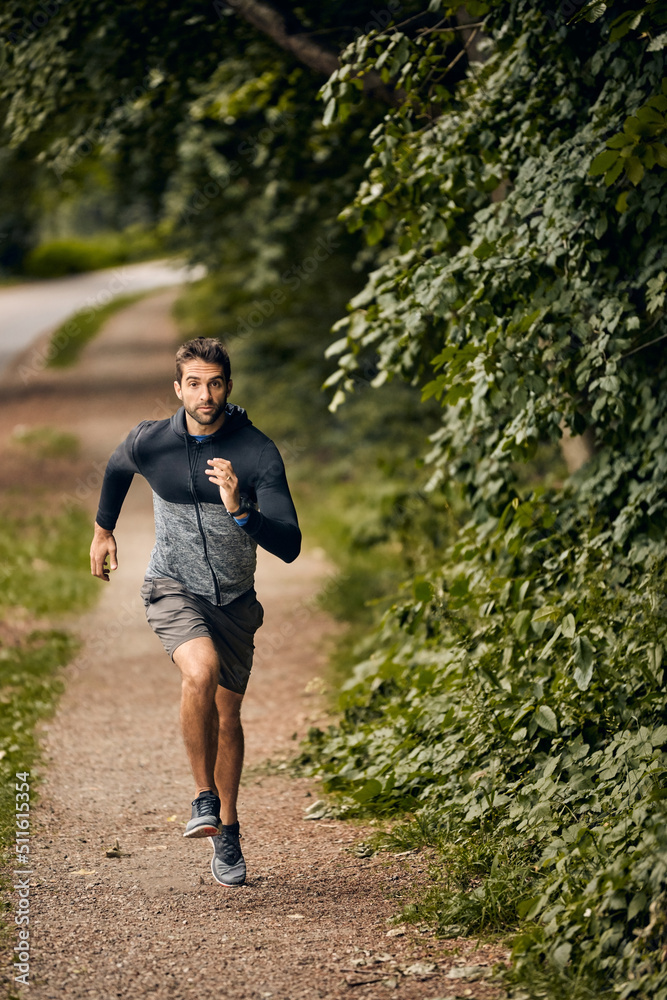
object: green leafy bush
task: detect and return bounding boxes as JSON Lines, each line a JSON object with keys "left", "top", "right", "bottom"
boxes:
{"left": 22, "top": 226, "right": 165, "bottom": 278}
{"left": 303, "top": 2, "right": 667, "bottom": 997}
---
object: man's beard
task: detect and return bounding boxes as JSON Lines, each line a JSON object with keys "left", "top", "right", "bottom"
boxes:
{"left": 184, "top": 397, "right": 227, "bottom": 426}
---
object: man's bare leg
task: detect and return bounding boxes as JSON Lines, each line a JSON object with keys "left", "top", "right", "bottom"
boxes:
{"left": 173, "top": 636, "right": 247, "bottom": 883}
{"left": 173, "top": 636, "right": 220, "bottom": 794}
{"left": 214, "top": 684, "right": 244, "bottom": 826}
{"left": 172, "top": 636, "right": 245, "bottom": 818}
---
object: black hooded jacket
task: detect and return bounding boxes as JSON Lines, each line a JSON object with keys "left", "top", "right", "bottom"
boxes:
{"left": 95, "top": 404, "right": 301, "bottom": 605}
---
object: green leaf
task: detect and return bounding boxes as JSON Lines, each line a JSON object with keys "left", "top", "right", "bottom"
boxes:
{"left": 573, "top": 635, "right": 595, "bottom": 690}
{"left": 653, "top": 142, "right": 667, "bottom": 167}
{"left": 628, "top": 892, "right": 647, "bottom": 921}
{"left": 517, "top": 895, "right": 544, "bottom": 920}
{"left": 606, "top": 133, "right": 632, "bottom": 149}
{"left": 322, "top": 98, "right": 337, "bottom": 127}
{"left": 413, "top": 579, "right": 434, "bottom": 602}
{"left": 616, "top": 190, "right": 630, "bottom": 213}
{"left": 574, "top": 635, "right": 594, "bottom": 669}
{"left": 636, "top": 105, "right": 664, "bottom": 126}
{"left": 353, "top": 779, "right": 383, "bottom": 803}
{"left": 561, "top": 614, "right": 576, "bottom": 638}
{"left": 473, "top": 239, "right": 496, "bottom": 260}
{"left": 552, "top": 942, "right": 572, "bottom": 969}
{"left": 623, "top": 116, "right": 642, "bottom": 137}
{"left": 574, "top": 661, "right": 594, "bottom": 691}
{"left": 534, "top": 705, "right": 558, "bottom": 733}
{"left": 532, "top": 605, "right": 561, "bottom": 622}
{"left": 541, "top": 625, "right": 562, "bottom": 660}
{"left": 512, "top": 610, "right": 532, "bottom": 639}
{"left": 626, "top": 156, "right": 645, "bottom": 186}
{"left": 421, "top": 377, "right": 445, "bottom": 402}
{"left": 648, "top": 31, "right": 667, "bottom": 51}
{"left": 590, "top": 149, "right": 618, "bottom": 176}
{"left": 443, "top": 381, "right": 473, "bottom": 405}
{"left": 604, "top": 158, "right": 625, "bottom": 186}
{"left": 365, "top": 219, "right": 385, "bottom": 246}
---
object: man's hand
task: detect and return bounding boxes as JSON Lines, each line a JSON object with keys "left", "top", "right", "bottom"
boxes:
{"left": 205, "top": 457, "right": 241, "bottom": 511}
{"left": 90, "top": 523, "right": 118, "bottom": 581}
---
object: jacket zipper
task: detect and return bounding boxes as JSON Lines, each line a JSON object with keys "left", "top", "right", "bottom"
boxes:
{"left": 186, "top": 436, "right": 222, "bottom": 605}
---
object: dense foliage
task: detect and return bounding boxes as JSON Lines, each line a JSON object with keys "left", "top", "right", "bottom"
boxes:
{"left": 304, "top": 2, "right": 667, "bottom": 997}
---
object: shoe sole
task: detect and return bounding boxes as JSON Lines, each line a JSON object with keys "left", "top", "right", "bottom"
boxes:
{"left": 183, "top": 821, "right": 223, "bottom": 839}
{"left": 208, "top": 836, "right": 246, "bottom": 887}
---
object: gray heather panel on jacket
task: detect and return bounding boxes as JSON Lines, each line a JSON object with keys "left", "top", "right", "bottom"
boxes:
{"left": 145, "top": 493, "right": 257, "bottom": 604}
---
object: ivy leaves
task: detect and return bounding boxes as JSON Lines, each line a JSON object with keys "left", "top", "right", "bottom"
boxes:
{"left": 589, "top": 80, "right": 667, "bottom": 210}
{"left": 313, "top": 3, "right": 667, "bottom": 997}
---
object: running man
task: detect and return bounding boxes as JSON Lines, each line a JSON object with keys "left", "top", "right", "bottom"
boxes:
{"left": 89, "top": 337, "right": 301, "bottom": 887}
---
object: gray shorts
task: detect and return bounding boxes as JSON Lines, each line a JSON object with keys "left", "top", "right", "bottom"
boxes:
{"left": 140, "top": 576, "right": 264, "bottom": 694}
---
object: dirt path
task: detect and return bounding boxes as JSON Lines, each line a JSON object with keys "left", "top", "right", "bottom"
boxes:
{"left": 0, "top": 290, "right": 505, "bottom": 1000}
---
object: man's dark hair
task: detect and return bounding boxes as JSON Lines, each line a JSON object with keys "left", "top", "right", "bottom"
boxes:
{"left": 175, "top": 337, "right": 231, "bottom": 383}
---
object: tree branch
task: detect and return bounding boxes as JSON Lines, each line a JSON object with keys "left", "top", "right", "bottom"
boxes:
{"left": 222, "top": 0, "right": 397, "bottom": 103}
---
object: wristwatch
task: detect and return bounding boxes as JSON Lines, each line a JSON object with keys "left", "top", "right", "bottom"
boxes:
{"left": 228, "top": 499, "right": 252, "bottom": 519}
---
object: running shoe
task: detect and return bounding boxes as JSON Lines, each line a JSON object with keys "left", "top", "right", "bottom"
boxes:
{"left": 183, "top": 790, "right": 222, "bottom": 838}
{"left": 209, "top": 821, "right": 246, "bottom": 886}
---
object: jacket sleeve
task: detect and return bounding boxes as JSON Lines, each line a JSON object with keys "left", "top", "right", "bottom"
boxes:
{"left": 238, "top": 440, "right": 301, "bottom": 563}
{"left": 95, "top": 423, "right": 146, "bottom": 530}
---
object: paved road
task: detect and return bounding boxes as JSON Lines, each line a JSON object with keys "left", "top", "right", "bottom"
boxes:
{"left": 0, "top": 258, "right": 205, "bottom": 373}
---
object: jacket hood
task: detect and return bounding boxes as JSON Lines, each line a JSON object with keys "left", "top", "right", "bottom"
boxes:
{"left": 170, "top": 403, "right": 252, "bottom": 439}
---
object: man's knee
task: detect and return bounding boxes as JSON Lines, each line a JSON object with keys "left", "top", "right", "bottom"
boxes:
{"left": 174, "top": 639, "right": 219, "bottom": 693}
{"left": 181, "top": 667, "right": 218, "bottom": 696}
{"left": 216, "top": 686, "right": 244, "bottom": 724}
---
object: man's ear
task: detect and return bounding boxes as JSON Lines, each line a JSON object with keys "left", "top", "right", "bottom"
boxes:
{"left": 174, "top": 379, "right": 182, "bottom": 400}
{"left": 227, "top": 378, "right": 233, "bottom": 397}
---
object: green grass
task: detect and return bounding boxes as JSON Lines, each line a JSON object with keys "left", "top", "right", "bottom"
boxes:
{"left": 0, "top": 493, "right": 99, "bottom": 945}
{"left": 45, "top": 291, "right": 146, "bottom": 368}
{"left": 0, "top": 499, "right": 100, "bottom": 616}
{"left": 0, "top": 630, "right": 78, "bottom": 867}
{"left": 10, "top": 426, "right": 80, "bottom": 460}
{"left": 401, "top": 835, "right": 542, "bottom": 938}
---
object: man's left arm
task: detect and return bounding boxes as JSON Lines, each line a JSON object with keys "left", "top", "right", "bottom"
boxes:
{"left": 238, "top": 440, "right": 301, "bottom": 563}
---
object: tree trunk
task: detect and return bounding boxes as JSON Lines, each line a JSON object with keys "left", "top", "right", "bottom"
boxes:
{"left": 560, "top": 423, "right": 596, "bottom": 474}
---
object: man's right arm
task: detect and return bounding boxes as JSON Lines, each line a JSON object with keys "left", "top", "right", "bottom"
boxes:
{"left": 90, "top": 424, "right": 145, "bottom": 581}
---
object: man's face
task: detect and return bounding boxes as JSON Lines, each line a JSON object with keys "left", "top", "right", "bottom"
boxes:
{"left": 174, "top": 361, "right": 232, "bottom": 430}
